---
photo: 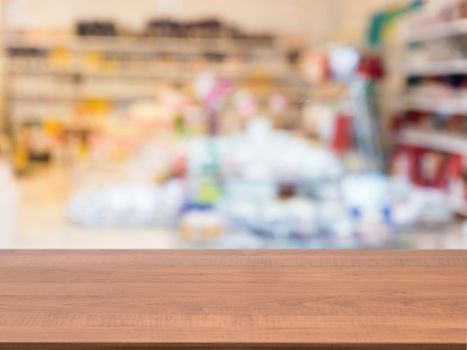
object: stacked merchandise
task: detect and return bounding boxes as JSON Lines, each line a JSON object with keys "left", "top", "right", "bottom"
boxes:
{"left": 393, "top": 0, "right": 467, "bottom": 217}
{"left": 66, "top": 50, "right": 416, "bottom": 249}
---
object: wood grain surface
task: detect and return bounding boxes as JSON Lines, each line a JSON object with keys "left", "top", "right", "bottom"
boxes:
{"left": 0, "top": 250, "right": 465, "bottom": 350}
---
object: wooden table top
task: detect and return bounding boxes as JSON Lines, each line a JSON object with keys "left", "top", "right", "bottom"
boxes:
{"left": 0, "top": 250, "right": 466, "bottom": 350}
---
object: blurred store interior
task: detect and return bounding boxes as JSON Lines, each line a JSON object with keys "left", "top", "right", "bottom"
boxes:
{"left": 0, "top": 0, "right": 466, "bottom": 248}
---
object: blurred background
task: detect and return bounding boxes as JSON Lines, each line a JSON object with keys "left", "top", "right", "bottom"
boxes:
{"left": 0, "top": 0, "right": 466, "bottom": 249}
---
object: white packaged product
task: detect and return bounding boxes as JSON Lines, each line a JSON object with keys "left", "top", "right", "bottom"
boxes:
{"left": 67, "top": 183, "right": 176, "bottom": 228}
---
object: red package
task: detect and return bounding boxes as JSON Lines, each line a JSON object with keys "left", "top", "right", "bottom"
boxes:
{"left": 331, "top": 114, "right": 352, "bottom": 154}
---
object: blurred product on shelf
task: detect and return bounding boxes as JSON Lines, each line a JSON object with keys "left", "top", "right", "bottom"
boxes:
{"left": 76, "top": 21, "right": 118, "bottom": 37}
{"left": 144, "top": 18, "right": 274, "bottom": 43}
{"left": 73, "top": 17, "right": 275, "bottom": 44}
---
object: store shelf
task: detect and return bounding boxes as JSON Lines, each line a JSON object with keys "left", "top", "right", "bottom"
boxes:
{"left": 397, "top": 128, "right": 467, "bottom": 156}
{"left": 11, "top": 94, "right": 154, "bottom": 103}
{"left": 405, "top": 59, "right": 467, "bottom": 76}
{"left": 7, "top": 66, "right": 298, "bottom": 83}
{"left": 403, "top": 18, "right": 467, "bottom": 43}
{"left": 5, "top": 34, "right": 281, "bottom": 56}
{"left": 8, "top": 67, "right": 209, "bottom": 81}
{"left": 406, "top": 94, "right": 467, "bottom": 114}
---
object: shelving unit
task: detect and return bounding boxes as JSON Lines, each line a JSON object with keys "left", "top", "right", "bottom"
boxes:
{"left": 5, "top": 34, "right": 279, "bottom": 55}
{"left": 395, "top": 1, "right": 467, "bottom": 216}
{"left": 402, "top": 18, "right": 467, "bottom": 43}
{"left": 0, "top": 20, "right": 311, "bottom": 179}
{"left": 3, "top": 34, "right": 303, "bottom": 122}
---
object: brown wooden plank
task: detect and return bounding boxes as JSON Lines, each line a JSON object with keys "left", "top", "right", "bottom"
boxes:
{"left": 0, "top": 250, "right": 466, "bottom": 350}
